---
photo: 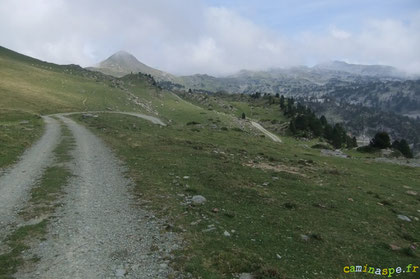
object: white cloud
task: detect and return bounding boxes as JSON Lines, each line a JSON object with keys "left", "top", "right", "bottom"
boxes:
{"left": 0, "top": 0, "right": 419, "bottom": 75}
{"left": 297, "top": 14, "right": 420, "bottom": 73}
{"left": 330, "top": 26, "right": 351, "bottom": 40}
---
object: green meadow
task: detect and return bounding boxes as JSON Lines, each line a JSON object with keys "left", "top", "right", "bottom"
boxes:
{"left": 0, "top": 46, "right": 419, "bottom": 278}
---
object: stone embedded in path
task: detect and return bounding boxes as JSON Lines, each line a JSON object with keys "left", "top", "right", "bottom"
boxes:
{"left": 115, "top": 268, "right": 126, "bottom": 277}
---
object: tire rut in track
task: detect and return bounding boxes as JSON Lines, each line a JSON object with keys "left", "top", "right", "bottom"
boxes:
{"left": 19, "top": 115, "right": 178, "bottom": 279}
{"left": 0, "top": 116, "right": 61, "bottom": 239}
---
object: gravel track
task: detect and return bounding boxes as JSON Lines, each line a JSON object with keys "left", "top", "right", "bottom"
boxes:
{"left": 54, "top": 111, "right": 166, "bottom": 126}
{"left": 0, "top": 116, "right": 61, "bottom": 238}
{"left": 250, "top": 121, "right": 282, "bottom": 143}
{"left": 18, "top": 115, "right": 177, "bottom": 278}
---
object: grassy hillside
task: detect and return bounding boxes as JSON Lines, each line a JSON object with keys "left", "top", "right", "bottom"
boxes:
{"left": 0, "top": 46, "right": 235, "bottom": 168}
{"left": 0, "top": 46, "right": 140, "bottom": 114}
{"left": 75, "top": 109, "right": 420, "bottom": 279}
{"left": 0, "top": 109, "right": 43, "bottom": 168}
{"left": 73, "top": 85, "right": 420, "bottom": 279}
{"left": 1, "top": 46, "right": 419, "bottom": 278}
{"left": 0, "top": 46, "right": 132, "bottom": 168}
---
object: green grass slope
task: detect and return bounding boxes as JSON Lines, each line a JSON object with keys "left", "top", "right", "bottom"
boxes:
{"left": 0, "top": 46, "right": 142, "bottom": 114}
{"left": 0, "top": 46, "right": 235, "bottom": 167}
{"left": 75, "top": 109, "right": 420, "bottom": 279}
{"left": 1, "top": 46, "right": 419, "bottom": 279}
{"left": 72, "top": 92, "right": 420, "bottom": 279}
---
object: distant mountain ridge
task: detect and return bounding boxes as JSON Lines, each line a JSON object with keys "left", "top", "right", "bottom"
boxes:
{"left": 86, "top": 51, "right": 419, "bottom": 119}
{"left": 314, "top": 60, "right": 408, "bottom": 79}
{"left": 88, "top": 51, "right": 414, "bottom": 87}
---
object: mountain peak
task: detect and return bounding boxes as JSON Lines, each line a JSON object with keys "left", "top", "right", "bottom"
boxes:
{"left": 114, "top": 50, "right": 131, "bottom": 56}
{"left": 90, "top": 51, "right": 176, "bottom": 81}
{"left": 105, "top": 50, "right": 139, "bottom": 64}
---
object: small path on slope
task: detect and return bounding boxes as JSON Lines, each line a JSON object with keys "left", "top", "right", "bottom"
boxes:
{"left": 250, "top": 121, "right": 282, "bottom": 143}
{"left": 0, "top": 116, "right": 61, "bottom": 238}
{"left": 20, "top": 115, "right": 177, "bottom": 279}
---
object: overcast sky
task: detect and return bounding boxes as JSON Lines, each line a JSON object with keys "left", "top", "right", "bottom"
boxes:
{"left": 1, "top": 0, "right": 419, "bottom": 75}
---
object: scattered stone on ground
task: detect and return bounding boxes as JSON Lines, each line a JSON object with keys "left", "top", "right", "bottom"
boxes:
{"left": 406, "top": 190, "right": 418, "bottom": 196}
{"left": 239, "top": 273, "right": 254, "bottom": 279}
{"left": 300, "top": 234, "right": 310, "bottom": 241}
{"left": 389, "top": 244, "right": 402, "bottom": 251}
{"left": 81, "top": 113, "right": 98, "bottom": 119}
{"left": 397, "top": 215, "right": 411, "bottom": 222}
{"left": 321, "top": 149, "right": 349, "bottom": 159}
{"left": 244, "top": 161, "right": 307, "bottom": 177}
{"left": 191, "top": 195, "right": 206, "bottom": 205}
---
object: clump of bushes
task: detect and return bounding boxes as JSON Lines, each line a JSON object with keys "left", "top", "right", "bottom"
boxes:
{"left": 357, "top": 131, "right": 413, "bottom": 158}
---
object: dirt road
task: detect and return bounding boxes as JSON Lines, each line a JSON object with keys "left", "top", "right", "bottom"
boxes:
{"left": 18, "top": 115, "right": 175, "bottom": 278}
{"left": 0, "top": 112, "right": 178, "bottom": 278}
{"left": 0, "top": 116, "right": 61, "bottom": 238}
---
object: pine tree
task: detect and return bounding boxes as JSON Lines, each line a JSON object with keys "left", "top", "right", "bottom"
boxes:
{"left": 392, "top": 139, "right": 413, "bottom": 158}
{"left": 308, "top": 116, "right": 323, "bottom": 137}
{"left": 370, "top": 132, "right": 391, "bottom": 149}
{"left": 289, "top": 120, "right": 297, "bottom": 134}
{"left": 352, "top": 136, "right": 358, "bottom": 148}
{"left": 324, "top": 124, "right": 333, "bottom": 141}
{"left": 332, "top": 126, "right": 343, "bottom": 149}
{"left": 319, "top": 115, "right": 328, "bottom": 126}
{"left": 399, "top": 139, "right": 413, "bottom": 158}
{"left": 294, "top": 115, "right": 308, "bottom": 130}
{"left": 241, "top": 112, "right": 246, "bottom": 119}
{"left": 280, "top": 95, "right": 285, "bottom": 109}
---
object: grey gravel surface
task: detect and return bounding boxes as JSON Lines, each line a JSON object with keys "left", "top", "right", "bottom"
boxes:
{"left": 250, "top": 121, "right": 282, "bottom": 143}
{"left": 53, "top": 111, "right": 166, "bottom": 126}
{"left": 0, "top": 116, "right": 61, "bottom": 239}
{"left": 17, "top": 115, "right": 178, "bottom": 278}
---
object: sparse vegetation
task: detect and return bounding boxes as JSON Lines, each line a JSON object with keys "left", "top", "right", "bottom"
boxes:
{"left": 0, "top": 124, "right": 73, "bottom": 277}
{"left": 0, "top": 45, "right": 419, "bottom": 279}
{"left": 0, "top": 110, "right": 44, "bottom": 168}
{"left": 76, "top": 110, "right": 420, "bottom": 279}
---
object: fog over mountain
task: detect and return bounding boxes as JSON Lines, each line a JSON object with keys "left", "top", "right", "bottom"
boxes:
{"left": 1, "top": 0, "right": 420, "bottom": 75}
{"left": 87, "top": 51, "right": 176, "bottom": 81}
